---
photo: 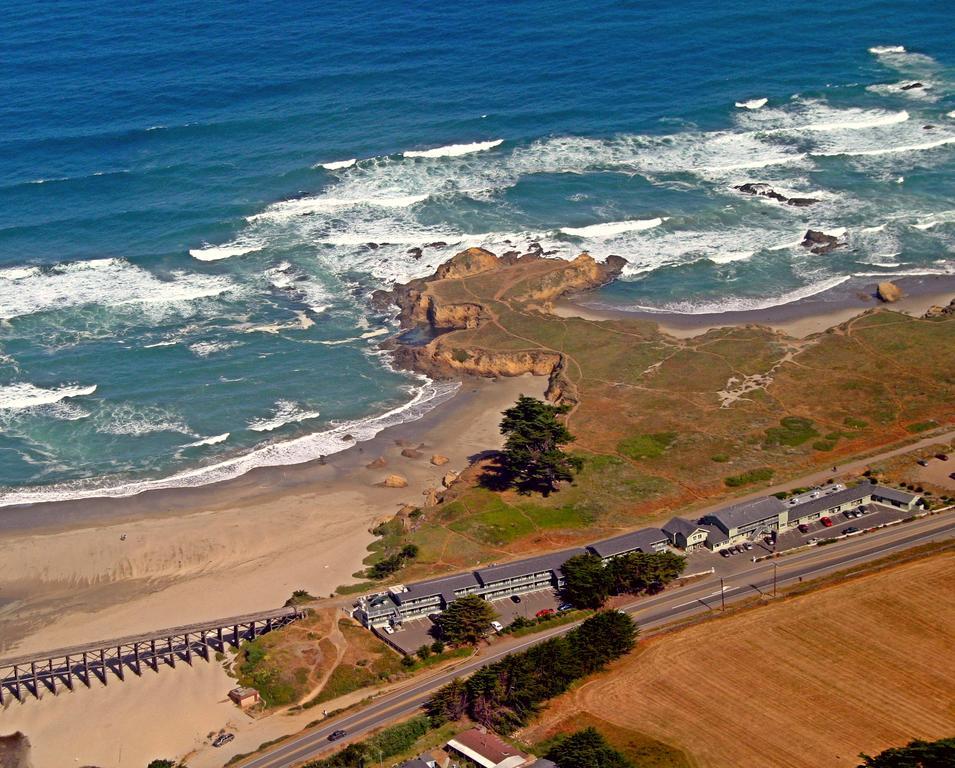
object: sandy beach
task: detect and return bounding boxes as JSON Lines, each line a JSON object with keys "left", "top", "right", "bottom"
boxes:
{"left": 553, "top": 274, "right": 955, "bottom": 338}
{"left": 0, "top": 374, "right": 545, "bottom": 767}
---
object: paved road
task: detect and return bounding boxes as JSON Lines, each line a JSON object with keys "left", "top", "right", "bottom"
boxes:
{"left": 237, "top": 510, "right": 955, "bottom": 768}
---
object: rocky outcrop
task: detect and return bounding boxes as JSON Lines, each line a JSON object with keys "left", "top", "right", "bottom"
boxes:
{"left": 382, "top": 474, "right": 408, "bottom": 488}
{"left": 430, "top": 454, "right": 450, "bottom": 466}
{"left": 434, "top": 247, "right": 499, "bottom": 280}
{"left": 400, "top": 447, "right": 422, "bottom": 459}
{"left": 427, "top": 298, "right": 486, "bottom": 330}
{"left": 801, "top": 229, "right": 844, "bottom": 255}
{"left": 506, "top": 253, "right": 626, "bottom": 305}
{"left": 877, "top": 281, "right": 903, "bottom": 303}
{"left": 442, "top": 471, "right": 459, "bottom": 488}
{"left": 923, "top": 298, "right": 955, "bottom": 318}
{"left": 735, "top": 182, "right": 818, "bottom": 207}
{"left": 366, "top": 456, "right": 387, "bottom": 469}
{"left": 901, "top": 81, "right": 924, "bottom": 91}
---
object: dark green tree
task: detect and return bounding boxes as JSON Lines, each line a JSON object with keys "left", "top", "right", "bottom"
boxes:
{"left": 434, "top": 595, "right": 497, "bottom": 645}
{"left": 570, "top": 611, "right": 638, "bottom": 675}
{"left": 498, "top": 395, "right": 583, "bottom": 494}
{"left": 561, "top": 553, "right": 612, "bottom": 609}
{"left": 858, "top": 736, "right": 955, "bottom": 767}
{"left": 147, "top": 761, "right": 178, "bottom": 768}
{"left": 545, "top": 728, "right": 633, "bottom": 768}
{"left": 606, "top": 551, "right": 686, "bottom": 595}
{"left": 426, "top": 677, "right": 469, "bottom": 724}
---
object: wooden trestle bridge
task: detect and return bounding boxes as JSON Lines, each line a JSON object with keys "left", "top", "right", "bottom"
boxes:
{"left": 0, "top": 605, "right": 305, "bottom": 704}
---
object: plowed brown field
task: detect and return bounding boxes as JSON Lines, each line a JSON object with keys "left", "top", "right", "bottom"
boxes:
{"left": 523, "top": 552, "right": 955, "bottom": 768}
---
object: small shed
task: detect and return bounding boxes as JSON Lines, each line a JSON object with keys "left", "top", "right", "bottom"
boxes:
{"left": 229, "top": 686, "right": 261, "bottom": 708}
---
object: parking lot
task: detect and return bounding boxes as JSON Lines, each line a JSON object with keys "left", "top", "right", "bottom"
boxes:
{"left": 773, "top": 502, "right": 913, "bottom": 551}
{"left": 373, "top": 589, "right": 563, "bottom": 655}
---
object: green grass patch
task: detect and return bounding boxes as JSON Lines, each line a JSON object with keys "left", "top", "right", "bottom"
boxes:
{"left": 724, "top": 467, "right": 774, "bottom": 487}
{"left": 813, "top": 440, "right": 837, "bottom": 451}
{"left": 906, "top": 420, "right": 939, "bottom": 433}
{"left": 502, "top": 609, "right": 592, "bottom": 638}
{"left": 710, "top": 454, "right": 730, "bottom": 463}
{"left": 336, "top": 580, "right": 380, "bottom": 596}
{"left": 531, "top": 712, "right": 690, "bottom": 768}
{"left": 843, "top": 416, "right": 868, "bottom": 429}
{"left": 763, "top": 416, "right": 818, "bottom": 448}
{"left": 616, "top": 432, "right": 677, "bottom": 460}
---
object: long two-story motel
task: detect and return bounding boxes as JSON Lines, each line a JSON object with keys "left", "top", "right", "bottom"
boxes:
{"left": 354, "top": 483, "right": 921, "bottom": 628}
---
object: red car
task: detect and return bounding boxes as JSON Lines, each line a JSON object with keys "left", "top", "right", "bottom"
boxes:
{"left": 535, "top": 608, "right": 555, "bottom": 619}
{"left": 820, "top": 516, "right": 833, "bottom": 527}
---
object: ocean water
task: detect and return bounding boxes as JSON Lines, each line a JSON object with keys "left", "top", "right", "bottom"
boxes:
{"left": 1, "top": 0, "right": 953, "bottom": 503}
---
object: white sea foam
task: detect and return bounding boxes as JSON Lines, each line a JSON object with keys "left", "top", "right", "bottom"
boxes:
{"left": 183, "top": 433, "right": 230, "bottom": 447}
{"left": 0, "top": 257, "right": 236, "bottom": 321}
{"left": 798, "top": 109, "right": 909, "bottom": 132}
{"left": 853, "top": 267, "right": 954, "bottom": 278}
{"left": 319, "top": 158, "right": 357, "bottom": 170}
{"left": 0, "top": 380, "right": 460, "bottom": 508}
{"left": 735, "top": 98, "right": 768, "bottom": 110}
{"left": 248, "top": 400, "right": 322, "bottom": 432}
{"left": 360, "top": 328, "right": 389, "bottom": 339}
{"left": 813, "top": 135, "right": 955, "bottom": 157}
{"left": 628, "top": 275, "right": 853, "bottom": 315}
{"left": 190, "top": 243, "right": 260, "bottom": 261}
{"left": 95, "top": 403, "right": 190, "bottom": 437}
{"left": 247, "top": 193, "right": 430, "bottom": 223}
{"left": 869, "top": 45, "right": 907, "bottom": 55}
{"left": 560, "top": 218, "right": 667, "bottom": 238}
{"left": 189, "top": 340, "right": 242, "bottom": 357}
{"left": 0, "top": 383, "right": 97, "bottom": 411}
{"left": 403, "top": 139, "right": 503, "bottom": 158}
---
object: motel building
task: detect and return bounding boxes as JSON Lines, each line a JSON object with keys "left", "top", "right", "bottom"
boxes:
{"left": 354, "top": 483, "right": 921, "bottom": 629}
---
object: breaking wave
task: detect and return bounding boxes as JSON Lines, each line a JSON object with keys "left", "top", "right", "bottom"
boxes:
{"left": 403, "top": 139, "right": 503, "bottom": 158}
{"left": 0, "top": 380, "right": 460, "bottom": 507}
{"left": 0, "top": 383, "right": 97, "bottom": 411}
{"left": 735, "top": 98, "right": 768, "bottom": 110}
{"left": 247, "top": 400, "right": 322, "bottom": 432}
{"left": 319, "top": 158, "right": 357, "bottom": 170}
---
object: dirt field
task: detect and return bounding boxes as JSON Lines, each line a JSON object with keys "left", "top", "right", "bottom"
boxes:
{"left": 521, "top": 552, "right": 955, "bottom": 768}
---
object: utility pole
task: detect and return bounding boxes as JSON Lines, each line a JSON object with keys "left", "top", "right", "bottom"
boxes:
{"left": 720, "top": 577, "right": 725, "bottom": 611}
{"left": 773, "top": 563, "right": 778, "bottom": 597}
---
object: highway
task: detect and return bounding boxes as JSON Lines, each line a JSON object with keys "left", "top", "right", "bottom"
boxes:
{"left": 237, "top": 510, "right": 955, "bottom": 768}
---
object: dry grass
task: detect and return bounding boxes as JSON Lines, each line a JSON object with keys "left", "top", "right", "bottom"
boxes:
{"left": 521, "top": 552, "right": 955, "bottom": 768}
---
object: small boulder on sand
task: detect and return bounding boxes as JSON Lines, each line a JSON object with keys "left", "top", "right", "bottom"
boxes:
{"left": 877, "top": 281, "right": 902, "bottom": 302}
{"left": 400, "top": 448, "right": 422, "bottom": 459}
{"left": 442, "top": 471, "right": 459, "bottom": 489}
{"left": 366, "top": 456, "right": 387, "bottom": 469}
{"left": 382, "top": 474, "right": 408, "bottom": 488}
{"left": 430, "top": 454, "right": 450, "bottom": 466}
{"left": 423, "top": 487, "right": 440, "bottom": 506}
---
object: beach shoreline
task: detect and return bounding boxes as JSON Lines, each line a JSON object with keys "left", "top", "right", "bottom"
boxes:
{"left": 554, "top": 273, "right": 955, "bottom": 338}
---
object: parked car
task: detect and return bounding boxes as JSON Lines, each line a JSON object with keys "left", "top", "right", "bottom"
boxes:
{"left": 382, "top": 625, "right": 395, "bottom": 635}
{"left": 820, "top": 516, "right": 834, "bottom": 527}
{"left": 510, "top": 595, "right": 521, "bottom": 603}
{"left": 558, "top": 602, "right": 575, "bottom": 612}
{"left": 807, "top": 537, "right": 819, "bottom": 544}
{"left": 212, "top": 734, "right": 235, "bottom": 748}
{"left": 743, "top": 542, "right": 753, "bottom": 551}
{"left": 917, "top": 459, "right": 929, "bottom": 467}
{"left": 843, "top": 526, "right": 859, "bottom": 534}
{"left": 843, "top": 510, "right": 854, "bottom": 519}
{"left": 936, "top": 453, "right": 949, "bottom": 461}
{"left": 535, "top": 608, "right": 556, "bottom": 619}
{"left": 328, "top": 730, "right": 348, "bottom": 742}
{"left": 720, "top": 549, "right": 731, "bottom": 557}
{"left": 490, "top": 620, "right": 504, "bottom": 633}
{"left": 798, "top": 523, "right": 810, "bottom": 534}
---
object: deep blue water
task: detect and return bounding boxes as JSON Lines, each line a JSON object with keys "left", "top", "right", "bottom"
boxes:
{"left": 1, "top": 0, "right": 953, "bottom": 502}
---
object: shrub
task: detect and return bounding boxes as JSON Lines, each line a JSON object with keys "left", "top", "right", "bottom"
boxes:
{"left": 725, "top": 467, "right": 774, "bottom": 487}
{"left": 844, "top": 416, "right": 868, "bottom": 430}
{"left": 710, "top": 454, "right": 729, "bottom": 463}
{"left": 546, "top": 728, "right": 633, "bottom": 768}
{"left": 905, "top": 420, "right": 938, "bottom": 433}
{"left": 617, "top": 432, "right": 677, "bottom": 460}
{"left": 764, "top": 417, "right": 818, "bottom": 448}
{"left": 813, "top": 440, "right": 837, "bottom": 451}
{"left": 451, "top": 348, "right": 471, "bottom": 363}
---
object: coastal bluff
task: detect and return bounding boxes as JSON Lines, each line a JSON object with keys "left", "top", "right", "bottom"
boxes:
{"left": 374, "top": 247, "right": 626, "bottom": 404}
